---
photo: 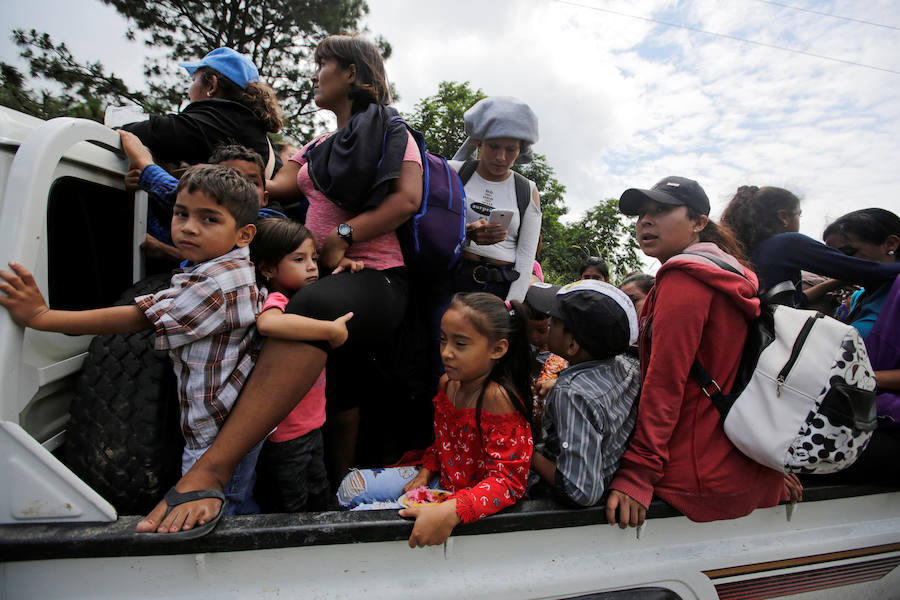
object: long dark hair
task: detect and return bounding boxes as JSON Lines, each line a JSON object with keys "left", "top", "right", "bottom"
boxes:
{"left": 823, "top": 208, "right": 900, "bottom": 249}
{"left": 721, "top": 185, "right": 800, "bottom": 254}
{"left": 689, "top": 207, "right": 750, "bottom": 266}
{"left": 197, "top": 66, "right": 283, "bottom": 133}
{"left": 314, "top": 35, "right": 391, "bottom": 113}
{"left": 249, "top": 218, "right": 315, "bottom": 286}
{"left": 449, "top": 293, "right": 533, "bottom": 436}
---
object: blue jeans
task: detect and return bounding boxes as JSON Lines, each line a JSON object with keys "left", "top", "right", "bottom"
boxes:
{"left": 336, "top": 466, "right": 440, "bottom": 509}
{"left": 222, "top": 440, "right": 263, "bottom": 515}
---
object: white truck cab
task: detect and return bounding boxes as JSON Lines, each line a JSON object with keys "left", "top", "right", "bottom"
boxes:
{"left": 0, "top": 107, "right": 899, "bottom": 599}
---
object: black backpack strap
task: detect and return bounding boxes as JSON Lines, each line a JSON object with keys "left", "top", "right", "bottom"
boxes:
{"left": 458, "top": 160, "right": 479, "bottom": 184}
{"left": 513, "top": 172, "right": 531, "bottom": 240}
{"left": 690, "top": 360, "right": 732, "bottom": 418}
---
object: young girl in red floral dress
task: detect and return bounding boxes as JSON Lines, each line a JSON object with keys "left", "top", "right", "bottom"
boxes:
{"left": 336, "top": 292, "right": 534, "bottom": 547}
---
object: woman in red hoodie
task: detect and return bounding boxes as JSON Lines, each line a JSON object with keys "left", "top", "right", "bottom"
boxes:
{"left": 605, "top": 176, "right": 795, "bottom": 528}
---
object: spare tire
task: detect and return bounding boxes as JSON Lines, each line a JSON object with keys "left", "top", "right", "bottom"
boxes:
{"left": 63, "top": 273, "right": 183, "bottom": 515}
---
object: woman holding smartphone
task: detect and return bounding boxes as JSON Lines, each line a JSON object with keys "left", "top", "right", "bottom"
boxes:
{"left": 448, "top": 96, "right": 542, "bottom": 302}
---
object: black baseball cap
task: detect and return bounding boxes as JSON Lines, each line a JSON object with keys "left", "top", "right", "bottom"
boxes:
{"left": 619, "top": 176, "right": 710, "bottom": 216}
{"left": 528, "top": 280, "right": 638, "bottom": 359}
{"left": 524, "top": 282, "right": 561, "bottom": 318}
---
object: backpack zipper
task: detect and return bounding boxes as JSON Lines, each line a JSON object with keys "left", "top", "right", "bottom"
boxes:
{"left": 776, "top": 313, "right": 824, "bottom": 396}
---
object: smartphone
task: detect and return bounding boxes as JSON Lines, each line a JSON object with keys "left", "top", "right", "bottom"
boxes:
{"left": 488, "top": 208, "right": 514, "bottom": 229}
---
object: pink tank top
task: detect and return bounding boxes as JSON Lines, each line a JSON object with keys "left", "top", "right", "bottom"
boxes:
{"left": 290, "top": 130, "right": 422, "bottom": 271}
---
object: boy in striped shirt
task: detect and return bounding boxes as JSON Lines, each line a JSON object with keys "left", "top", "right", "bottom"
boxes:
{"left": 528, "top": 280, "right": 642, "bottom": 507}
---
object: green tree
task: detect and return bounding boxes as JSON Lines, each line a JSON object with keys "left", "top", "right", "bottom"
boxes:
{"left": 3, "top": 0, "right": 385, "bottom": 140}
{"left": 553, "top": 199, "right": 642, "bottom": 284}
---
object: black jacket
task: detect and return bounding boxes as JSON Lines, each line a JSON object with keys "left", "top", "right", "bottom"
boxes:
{"left": 122, "top": 98, "right": 280, "bottom": 172}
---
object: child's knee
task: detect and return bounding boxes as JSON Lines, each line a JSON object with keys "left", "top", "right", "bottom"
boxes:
{"left": 336, "top": 469, "right": 368, "bottom": 507}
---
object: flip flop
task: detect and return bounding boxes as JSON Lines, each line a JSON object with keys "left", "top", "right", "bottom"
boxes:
{"left": 149, "top": 487, "right": 227, "bottom": 539}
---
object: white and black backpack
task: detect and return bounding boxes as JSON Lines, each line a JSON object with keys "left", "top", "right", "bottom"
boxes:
{"left": 685, "top": 252, "right": 878, "bottom": 474}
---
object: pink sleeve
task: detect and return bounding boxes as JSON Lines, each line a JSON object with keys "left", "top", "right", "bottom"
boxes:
{"left": 261, "top": 291, "right": 289, "bottom": 313}
{"left": 402, "top": 130, "right": 423, "bottom": 170}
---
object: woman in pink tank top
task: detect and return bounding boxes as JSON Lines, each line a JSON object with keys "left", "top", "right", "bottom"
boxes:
{"left": 136, "top": 35, "right": 423, "bottom": 535}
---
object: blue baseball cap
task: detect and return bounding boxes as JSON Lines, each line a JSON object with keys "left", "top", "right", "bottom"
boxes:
{"left": 179, "top": 48, "right": 259, "bottom": 90}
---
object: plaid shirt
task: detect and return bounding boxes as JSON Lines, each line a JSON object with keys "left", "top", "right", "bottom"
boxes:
{"left": 537, "top": 355, "right": 641, "bottom": 506}
{"left": 136, "top": 246, "right": 262, "bottom": 449}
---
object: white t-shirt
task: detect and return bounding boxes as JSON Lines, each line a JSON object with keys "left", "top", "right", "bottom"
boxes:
{"left": 449, "top": 161, "right": 542, "bottom": 301}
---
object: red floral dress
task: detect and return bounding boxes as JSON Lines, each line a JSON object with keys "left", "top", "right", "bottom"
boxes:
{"left": 421, "top": 387, "right": 533, "bottom": 524}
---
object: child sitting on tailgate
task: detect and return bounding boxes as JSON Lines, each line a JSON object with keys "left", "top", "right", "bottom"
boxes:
{"left": 527, "top": 280, "right": 642, "bottom": 507}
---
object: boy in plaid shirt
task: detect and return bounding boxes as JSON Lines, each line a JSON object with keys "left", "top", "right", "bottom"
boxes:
{"left": 0, "top": 164, "right": 264, "bottom": 517}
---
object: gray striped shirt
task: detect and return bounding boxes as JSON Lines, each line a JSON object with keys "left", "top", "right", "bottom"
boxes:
{"left": 538, "top": 355, "right": 641, "bottom": 506}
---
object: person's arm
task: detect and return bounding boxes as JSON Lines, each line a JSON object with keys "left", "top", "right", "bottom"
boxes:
{"left": 319, "top": 160, "right": 422, "bottom": 270}
{"left": 120, "top": 110, "right": 208, "bottom": 165}
{"left": 531, "top": 451, "right": 557, "bottom": 484}
{"left": 551, "top": 389, "right": 608, "bottom": 507}
{"left": 266, "top": 159, "right": 302, "bottom": 203}
{"left": 507, "top": 183, "right": 541, "bottom": 302}
{"left": 0, "top": 262, "right": 151, "bottom": 334}
{"left": 784, "top": 233, "right": 900, "bottom": 286}
{"left": 607, "top": 272, "right": 713, "bottom": 524}
{"left": 875, "top": 369, "right": 900, "bottom": 391}
{"left": 803, "top": 278, "right": 844, "bottom": 304}
{"left": 257, "top": 308, "right": 353, "bottom": 348}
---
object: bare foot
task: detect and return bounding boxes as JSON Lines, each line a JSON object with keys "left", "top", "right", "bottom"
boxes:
{"left": 135, "top": 468, "right": 225, "bottom": 534}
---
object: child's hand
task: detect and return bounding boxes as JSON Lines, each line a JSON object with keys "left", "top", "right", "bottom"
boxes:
{"left": 402, "top": 468, "right": 431, "bottom": 494}
{"left": 331, "top": 257, "right": 364, "bottom": 275}
{"left": 141, "top": 234, "right": 184, "bottom": 262}
{"left": 534, "top": 378, "right": 556, "bottom": 400}
{"left": 0, "top": 262, "right": 51, "bottom": 328}
{"left": 118, "top": 130, "right": 154, "bottom": 172}
{"left": 399, "top": 499, "right": 460, "bottom": 548}
{"left": 328, "top": 312, "right": 354, "bottom": 348}
{"left": 124, "top": 167, "right": 142, "bottom": 191}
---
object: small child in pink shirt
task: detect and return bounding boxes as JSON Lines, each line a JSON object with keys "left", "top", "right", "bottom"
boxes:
{"left": 250, "top": 218, "right": 359, "bottom": 511}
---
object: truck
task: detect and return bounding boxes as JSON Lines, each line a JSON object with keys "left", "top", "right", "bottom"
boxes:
{"left": 0, "top": 106, "right": 898, "bottom": 599}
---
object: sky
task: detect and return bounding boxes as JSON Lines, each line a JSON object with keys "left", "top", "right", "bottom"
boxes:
{"left": 3, "top": 0, "right": 899, "bottom": 265}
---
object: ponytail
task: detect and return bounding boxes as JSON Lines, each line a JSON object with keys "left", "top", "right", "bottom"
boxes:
{"left": 721, "top": 185, "right": 800, "bottom": 254}
{"left": 198, "top": 67, "right": 283, "bottom": 133}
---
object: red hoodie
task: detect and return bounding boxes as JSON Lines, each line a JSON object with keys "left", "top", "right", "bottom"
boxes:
{"left": 610, "top": 242, "right": 786, "bottom": 522}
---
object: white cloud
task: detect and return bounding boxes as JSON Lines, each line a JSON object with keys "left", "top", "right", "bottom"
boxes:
{"left": 3, "top": 0, "right": 898, "bottom": 264}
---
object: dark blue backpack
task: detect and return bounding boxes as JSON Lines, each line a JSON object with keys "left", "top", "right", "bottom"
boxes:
{"left": 384, "top": 116, "right": 467, "bottom": 274}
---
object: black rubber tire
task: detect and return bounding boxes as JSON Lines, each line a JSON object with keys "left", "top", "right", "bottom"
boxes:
{"left": 63, "top": 273, "right": 183, "bottom": 515}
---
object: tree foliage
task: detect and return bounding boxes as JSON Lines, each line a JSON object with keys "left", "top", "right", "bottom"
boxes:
{"left": 3, "top": 0, "right": 384, "bottom": 140}
{"left": 407, "top": 81, "right": 642, "bottom": 285}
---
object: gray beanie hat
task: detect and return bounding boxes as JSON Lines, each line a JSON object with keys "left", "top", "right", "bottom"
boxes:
{"left": 452, "top": 96, "right": 539, "bottom": 164}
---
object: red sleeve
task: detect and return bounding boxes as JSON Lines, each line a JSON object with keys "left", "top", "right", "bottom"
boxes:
{"left": 453, "top": 419, "right": 533, "bottom": 524}
{"left": 421, "top": 441, "right": 441, "bottom": 473}
{"left": 609, "top": 270, "right": 713, "bottom": 508}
